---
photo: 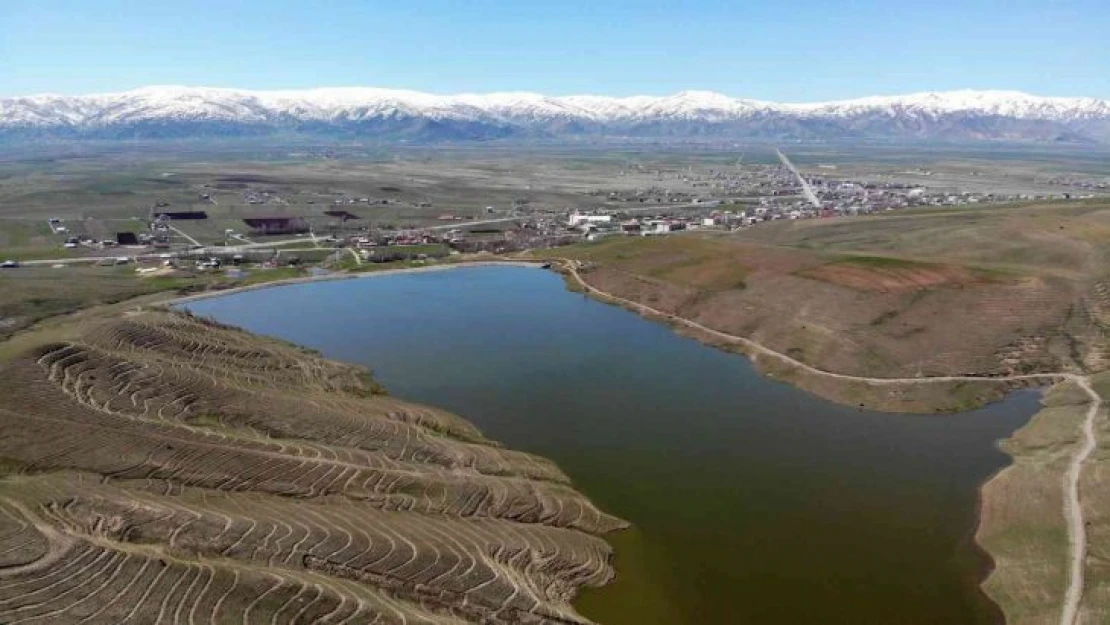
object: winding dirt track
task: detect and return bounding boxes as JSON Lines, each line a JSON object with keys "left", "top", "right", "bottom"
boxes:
{"left": 559, "top": 259, "right": 1099, "bottom": 625}
{"left": 1061, "top": 378, "right": 1100, "bottom": 625}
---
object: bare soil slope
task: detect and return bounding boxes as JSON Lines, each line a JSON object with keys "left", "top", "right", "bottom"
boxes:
{"left": 0, "top": 309, "right": 625, "bottom": 624}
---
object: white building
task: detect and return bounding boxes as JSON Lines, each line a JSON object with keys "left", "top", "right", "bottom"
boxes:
{"left": 568, "top": 213, "right": 613, "bottom": 227}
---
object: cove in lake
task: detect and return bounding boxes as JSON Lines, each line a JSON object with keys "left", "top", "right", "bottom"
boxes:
{"left": 183, "top": 265, "right": 1039, "bottom": 625}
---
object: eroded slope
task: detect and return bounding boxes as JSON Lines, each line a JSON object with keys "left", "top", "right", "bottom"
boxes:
{"left": 0, "top": 310, "right": 625, "bottom": 624}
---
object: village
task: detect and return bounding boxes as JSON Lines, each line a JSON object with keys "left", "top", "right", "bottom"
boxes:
{"left": 5, "top": 155, "right": 1099, "bottom": 274}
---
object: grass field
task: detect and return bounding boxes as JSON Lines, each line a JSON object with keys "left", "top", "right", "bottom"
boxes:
{"left": 978, "top": 382, "right": 1088, "bottom": 624}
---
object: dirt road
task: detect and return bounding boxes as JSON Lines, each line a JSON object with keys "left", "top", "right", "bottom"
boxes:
{"left": 1062, "top": 378, "right": 1100, "bottom": 625}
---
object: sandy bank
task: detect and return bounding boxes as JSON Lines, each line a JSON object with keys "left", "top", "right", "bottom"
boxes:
{"left": 166, "top": 260, "right": 544, "bottom": 305}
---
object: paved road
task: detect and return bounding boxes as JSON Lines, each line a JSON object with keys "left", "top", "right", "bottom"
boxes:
{"left": 168, "top": 225, "right": 201, "bottom": 247}
{"left": 776, "top": 148, "right": 821, "bottom": 209}
{"left": 16, "top": 238, "right": 336, "bottom": 266}
{"left": 19, "top": 256, "right": 133, "bottom": 266}
{"left": 425, "top": 203, "right": 710, "bottom": 232}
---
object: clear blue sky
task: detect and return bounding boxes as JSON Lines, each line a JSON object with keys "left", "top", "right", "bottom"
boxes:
{"left": 3, "top": 0, "right": 1108, "bottom": 100}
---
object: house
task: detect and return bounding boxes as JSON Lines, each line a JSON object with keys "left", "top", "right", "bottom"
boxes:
{"left": 324, "top": 210, "right": 360, "bottom": 221}
{"left": 116, "top": 232, "right": 139, "bottom": 246}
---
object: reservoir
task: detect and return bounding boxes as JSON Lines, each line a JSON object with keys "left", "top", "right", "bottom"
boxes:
{"left": 183, "top": 265, "right": 1039, "bottom": 625}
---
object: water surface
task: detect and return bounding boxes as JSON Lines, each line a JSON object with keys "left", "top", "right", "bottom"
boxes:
{"left": 184, "top": 266, "right": 1038, "bottom": 625}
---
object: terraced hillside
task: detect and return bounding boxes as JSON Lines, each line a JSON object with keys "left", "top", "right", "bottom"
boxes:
{"left": 0, "top": 309, "right": 625, "bottom": 624}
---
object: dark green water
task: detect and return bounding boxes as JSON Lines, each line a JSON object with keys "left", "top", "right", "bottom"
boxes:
{"left": 183, "top": 266, "right": 1039, "bottom": 625}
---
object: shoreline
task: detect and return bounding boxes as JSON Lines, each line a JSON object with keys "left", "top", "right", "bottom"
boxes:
{"left": 165, "top": 259, "right": 544, "bottom": 305}
{"left": 169, "top": 257, "right": 1096, "bottom": 624}
{"left": 552, "top": 259, "right": 1066, "bottom": 410}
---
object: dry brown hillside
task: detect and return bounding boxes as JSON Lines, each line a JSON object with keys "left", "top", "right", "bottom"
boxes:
{"left": 559, "top": 200, "right": 1110, "bottom": 381}
{"left": 0, "top": 309, "right": 624, "bottom": 624}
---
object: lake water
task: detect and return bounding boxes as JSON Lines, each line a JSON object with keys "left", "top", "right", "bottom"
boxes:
{"left": 183, "top": 265, "right": 1039, "bottom": 625}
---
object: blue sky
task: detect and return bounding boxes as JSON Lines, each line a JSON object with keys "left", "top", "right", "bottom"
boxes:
{"left": 3, "top": 0, "right": 1108, "bottom": 100}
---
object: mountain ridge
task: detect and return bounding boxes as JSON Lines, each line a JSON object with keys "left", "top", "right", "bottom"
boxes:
{"left": 3, "top": 86, "right": 1108, "bottom": 143}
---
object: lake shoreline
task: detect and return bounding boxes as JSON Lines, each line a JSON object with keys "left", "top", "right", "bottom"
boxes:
{"left": 177, "top": 260, "right": 1045, "bottom": 623}
{"left": 547, "top": 260, "right": 1057, "bottom": 624}
{"left": 183, "top": 264, "right": 1040, "bottom": 625}
{"left": 167, "top": 259, "right": 544, "bottom": 305}
{"left": 549, "top": 260, "right": 1052, "bottom": 415}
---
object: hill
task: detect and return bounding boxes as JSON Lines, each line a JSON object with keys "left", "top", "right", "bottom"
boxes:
{"left": 553, "top": 200, "right": 1110, "bottom": 410}
{"left": 0, "top": 308, "right": 625, "bottom": 624}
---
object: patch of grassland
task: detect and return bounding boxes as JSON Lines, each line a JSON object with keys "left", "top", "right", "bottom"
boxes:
{"left": 1089, "top": 370, "right": 1110, "bottom": 400}
{"left": 564, "top": 236, "right": 750, "bottom": 292}
{"left": 0, "top": 264, "right": 330, "bottom": 343}
{"left": 1079, "top": 371, "right": 1110, "bottom": 624}
{"left": 753, "top": 352, "right": 1013, "bottom": 413}
{"left": 831, "top": 254, "right": 930, "bottom": 269}
{"left": 734, "top": 198, "right": 1110, "bottom": 279}
{"left": 664, "top": 315, "right": 1016, "bottom": 413}
{"left": 186, "top": 413, "right": 226, "bottom": 429}
{"left": 239, "top": 267, "right": 308, "bottom": 285}
{"left": 561, "top": 235, "right": 695, "bottom": 263}
{"left": 0, "top": 220, "right": 54, "bottom": 248}
{"left": 0, "top": 248, "right": 85, "bottom": 262}
{"left": 272, "top": 248, "right": 336, "bottom": 263}
{"left": 817, "top": 253, "right": 1013, "bottom": 284}
{"left": 0, "top": 266, "right": 170, "bottom": 339}
{"left": 331, "top": 256, "right": 440, "bottom": 273}
{"left": 979, "top": 380, "right": 1089, "bottom": 625}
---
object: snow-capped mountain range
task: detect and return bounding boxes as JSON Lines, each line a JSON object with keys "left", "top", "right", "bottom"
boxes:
{"left": 2, "top": 86, "right": 1108, "bottom": 143}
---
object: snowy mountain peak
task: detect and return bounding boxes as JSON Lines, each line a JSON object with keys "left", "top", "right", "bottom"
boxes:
{"left": 2, "top": 86, "right": 1108, "bottom": 142}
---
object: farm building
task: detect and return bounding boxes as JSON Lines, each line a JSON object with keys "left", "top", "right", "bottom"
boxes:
{"left": 324, "top": 210, "right": 360, "bottom": 221}
{"left": 115, "top": 232, "right": 139, "bottom": 245}
{"left": 242, "top": 217, "right": 310, "bottom": 235}
{"left": 154, "top": 210, "right": 209, "bottom": 220}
